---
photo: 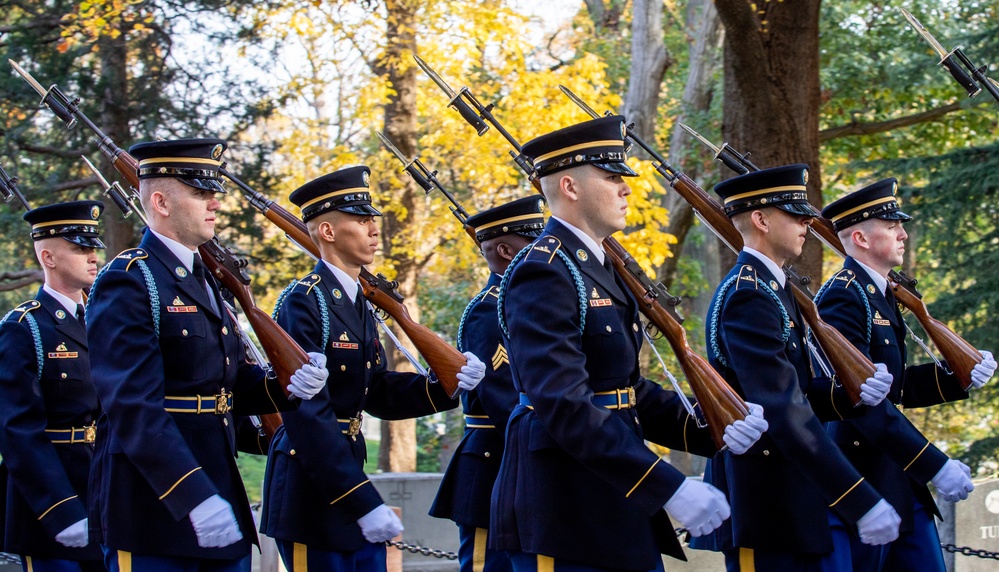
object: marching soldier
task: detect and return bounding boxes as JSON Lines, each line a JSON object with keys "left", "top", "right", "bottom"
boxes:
{"left": 692, "top": 165, "right": 910, "bottom": 570}
{"left": 429, "top": 197, "right": 546, "bottom": 572}
{"left": 259, "top": 166, "right": 486, "bottom": 572}
{"left": 0, "top": 201, "right": 107, "bottom": 571}
{"left": 86, "top": 138, "right": 328, "bottom": 571}
{"left": 816, "top": 178, "right": 996, "bottom": 571}
{"left": 491, "top": 116, "right": 768, "bottom": 572}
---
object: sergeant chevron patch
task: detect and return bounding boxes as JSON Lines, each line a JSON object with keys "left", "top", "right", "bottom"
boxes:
{"left": 492, "top": 343, "right": 509, "bottom": 370}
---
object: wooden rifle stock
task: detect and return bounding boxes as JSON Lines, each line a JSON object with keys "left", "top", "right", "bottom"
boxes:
{"left": 604, "top": 240, "right": 747, "bottom": 447}
{"left": 809, "top": 212, "right": 981, "bottom": 390}
{"left": 668, "top": 173, "right": 872, "bottom": 405}
{"left": 225, "top": 179, "right": 466, "bottom": 398}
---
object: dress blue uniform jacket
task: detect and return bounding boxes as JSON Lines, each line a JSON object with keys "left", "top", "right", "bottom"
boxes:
{"left": 430, "top": 273, "right": 519, "bottom": 529}
{"left": 0, "top": 289, "right": 102, "bottom": 561}
{"left": 816, "top": 257, "right": 959, "bottom": 530}
{"left": 260, "top": 260, "right": 458, "bottom": 551}
{"left": 490, "top": 219, "right": 717, "bottom": 571}
{"left": 86, "top": 231, "right": 291, "bottom": 559}
{"left": 693, "top": 251, "right": 886, "bottom": 555}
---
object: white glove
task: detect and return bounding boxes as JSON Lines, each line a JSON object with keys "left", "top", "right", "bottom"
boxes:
{"left": 188, "top": 494, "right": 243, "bottom": 548}
{"left": 931, "top": 459, "right": 974, "bottom": 502}
{"left": 860, "top": 363, "right": 893, "bottom": 406}
{"left": 456, "top": 352, "right": 486, "bottom": 392}
{"left": 357, "top": 503, "right": 404, "bottom": 543}
{"left": 54, "top": 517, "right": 88, "bottom": 548}
{"left": 288, "top": 352, "right": 328, "bottom": 400}
{"left": 970, "top": 350, "right": 996, "bottom": 389}
{"left": 662, "top": 478, "right": 730, "bottom": 537}
{"left": 723, "top": 402, "right": 768, "bottom": 455}
{"left": 856, "top": 499, "right": 900, "bottom": 546}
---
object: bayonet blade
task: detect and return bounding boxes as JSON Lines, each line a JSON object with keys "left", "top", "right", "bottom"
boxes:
{"left": 376, "top": 131, "right": 410, "bottom": 166}
{"left": 900, "top": 8, "right": 950, "bottom": 60}
{"left": 678, "top": 123, "right": 722, "bottom": 156}
{"left": 557, "top": 85, "right": 602, "bottom": 119}
{"left": 9, "top": 60, "right": 47, "bottom": 97}
{"left": 81, "top": 156, "right": 112, "bottom": 188}
{"left": 413, "top": 55, "right": 458, "bottom": 99}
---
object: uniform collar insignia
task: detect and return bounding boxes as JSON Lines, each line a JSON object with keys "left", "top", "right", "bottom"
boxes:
{"left": 176, "top": 266, "right": 188, "bottom": 278}
{"left": 55, "top": 309, "right": 66, "bottom": 319}
{"left": 769, "top": 280, "right": 779, "bottom": 290}
{"left": 867, "top": 284, "right": 877, "bottom": 294}
{"left": 332, "top": 288, "right": 342, "bottom": 299}
{"left": 576, "top": 249, "right": 588, "bottom": 262}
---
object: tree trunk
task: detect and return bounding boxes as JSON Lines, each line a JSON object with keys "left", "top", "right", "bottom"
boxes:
{"left": 375, "top": 0, "right": 422, "bottom": 474}
{"left": 97, "top": 22, "right": 138, "bottom": 255}
{"left": 620, "top": 0, "right": 670, "bottom": 147}
{"left": 658, "top": 0, "right": 723, "bottom": 289}
{"left": 714, "top": 0, "right": 823, "bottom": 282}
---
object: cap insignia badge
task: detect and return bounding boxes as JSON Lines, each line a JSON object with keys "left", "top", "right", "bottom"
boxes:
{"left": 362, "top": 170, "right": 370, "bottom": 187}
{"left": 620, "top": 121, "right": 627, "bottom": 138}
{"left": 91, "top": 206, "right": 100, "bottom": 219}
{"left": 212, "top": 144, "right": 224, "bottom": 160}
{"left": 802, "top": 169, "right": 809, "bottom": 185}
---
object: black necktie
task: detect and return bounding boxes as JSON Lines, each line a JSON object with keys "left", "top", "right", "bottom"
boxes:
{"left": 75, "top": 303, "right": 86, "bottom": 329}
{"left": 355, "top": 291, "right": 366, "bottom": 318}
{"left": 602, "top": 255, "right": 614, "bottom": 275}
{"left": 192, "top": 254, "right": 218, "bottom": 313}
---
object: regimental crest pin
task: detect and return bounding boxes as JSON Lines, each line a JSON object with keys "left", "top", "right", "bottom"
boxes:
{"left": 332, "top": 289, "right": 342, "bottom": 299}
{"left": 867, "top": 284, "right": 877, "bottom": 294}
{"left": 176, "top": 266, "right": 188, "bottom": 278}
{"left": 56, "top": 342, "right": 68, "bottom": 352}
{"left": 576, "top": 249, "right": 588, "bottom": 262}
{"left": 339, "top": 332, "right": 350, "bottom": 341}
{"left": 591, "top": 287, "right": 600, "bottom": 298}
{"left": 55, "top": 309, "right": 66, "bottom": 319}
{"left": 173, "top": 296, "right": 184, "bottom": 305}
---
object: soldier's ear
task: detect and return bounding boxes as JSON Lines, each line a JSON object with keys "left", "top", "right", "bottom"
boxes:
{"left": 316, "top": 220, "right": 335, "bottom": 243}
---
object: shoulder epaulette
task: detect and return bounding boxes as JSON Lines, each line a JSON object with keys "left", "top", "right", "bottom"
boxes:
{"left": 5, "top": 299, "right": 41, "bottom": 324}
{"left": 108, "top": 247, "right": 149, "bottom": 272}
{"left": 735, "top": 264, "right": 758, "bottom": 289}
{"left": 830, "top": 268, "right": 856, "bottom": 288}
{"left": 484, "top": 285, "right": 500, "bottom": 299}
{"left": 293, "top": 273, "right": 322, "bottom": 295}
{"left": 522, "top": 235, "right": 562, "bottom": 264}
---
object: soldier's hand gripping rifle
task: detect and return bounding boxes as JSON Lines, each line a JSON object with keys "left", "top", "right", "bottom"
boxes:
{"left": 0, "top": 161, "right": 32, "bottom": 211}
{"left": 416, "top": 56, "right": 749, "bottom": 447}
{"left": 77, "top": 157, "right": 303, "bottom": 438}
{"left": 10, "top": 58, "right": 468, "bottom": 398}
{"left": 560, "top": 86, "right": 875, "bottom": 406}
{"left": 681, "top": 124, "right": 984, "bottom": 390}
{"left": 900, "top": 8, "right": 999, "bottom": 103}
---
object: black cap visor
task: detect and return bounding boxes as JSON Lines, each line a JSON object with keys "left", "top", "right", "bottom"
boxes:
{"left": 776, "top": 201, "right": 821, "bottom": 218}
{"left": 593, "top": 161, "right": 638, "bottom": 177}
{"left": 339, "top": 203, "right": 382, "bottom": 217}
{"left": 879, "top": 210, "right": 913, "bottom": 223}
{"left": 179, "top": 177, "right": 228, "bottom": 194}
{"left": 62, "top": 235, "right": 106, "bottom": 249}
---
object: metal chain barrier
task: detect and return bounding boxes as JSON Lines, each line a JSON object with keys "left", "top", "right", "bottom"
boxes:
{"left": 941, "top": 543, "right": 999, "bottom": 560}
{"left": 386, "top": 539, "right": 459, "bottom": 560}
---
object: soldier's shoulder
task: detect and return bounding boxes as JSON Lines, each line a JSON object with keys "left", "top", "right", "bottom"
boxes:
{"left": 734, "top": 264, "right": 759, "bottom": 290}
{"left": 828, "top": 268, "right": 857, "bottom": 289}
{"left": 104, "top": 247, "right": 151, "bottom": 272}
{"left": 289, "top": 273, "right": 323, "bottom": 296}
{"left": 1, "top": 299, "right": 42, "bottom": 325}
{"left": 521, "top": 234, "right": 563, "bottom": 264}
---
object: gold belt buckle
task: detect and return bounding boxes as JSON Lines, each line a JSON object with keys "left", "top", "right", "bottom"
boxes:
{"left": 215, "top": 392, "right": 233, "bottom": 415}
{"left": 84, "top": 423, "right": 96, "bottom": 444}
{"left": 346, "top": 417, "right": 362, "bottom": 438}
{"left": 627, "top": 386, "right": 636, "bottom": 408}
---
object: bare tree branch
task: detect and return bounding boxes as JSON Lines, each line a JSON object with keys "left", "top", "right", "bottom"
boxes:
{"left": 819, "top": 99, "right": 986, "bottom": 141}
{"left": 0, "top": 269, "right": 43, "bottom": 292}
{"left": 48, "top": 177, "right": 101, "bottom": 193}
{"left": 18, "top": 143, "right": 93, "bottom": 159}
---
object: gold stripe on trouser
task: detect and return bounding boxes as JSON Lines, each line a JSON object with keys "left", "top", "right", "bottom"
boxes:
{"left": 25, "top": 556, "right": 31, "bottom": 572}
{"left": 117, "top": 550, "right": 132, "bottom": 572}
{"left": 473, "top": 528, "right": 488, "bottom": 572}
{"left": 537, "top": 555, "right": 555, "bottom": 572}
{"left": 294, "top": 542, "right": 308, "bottom": 571}
{"left": 739, "top": 547, "right": 756, "bottom": 571}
